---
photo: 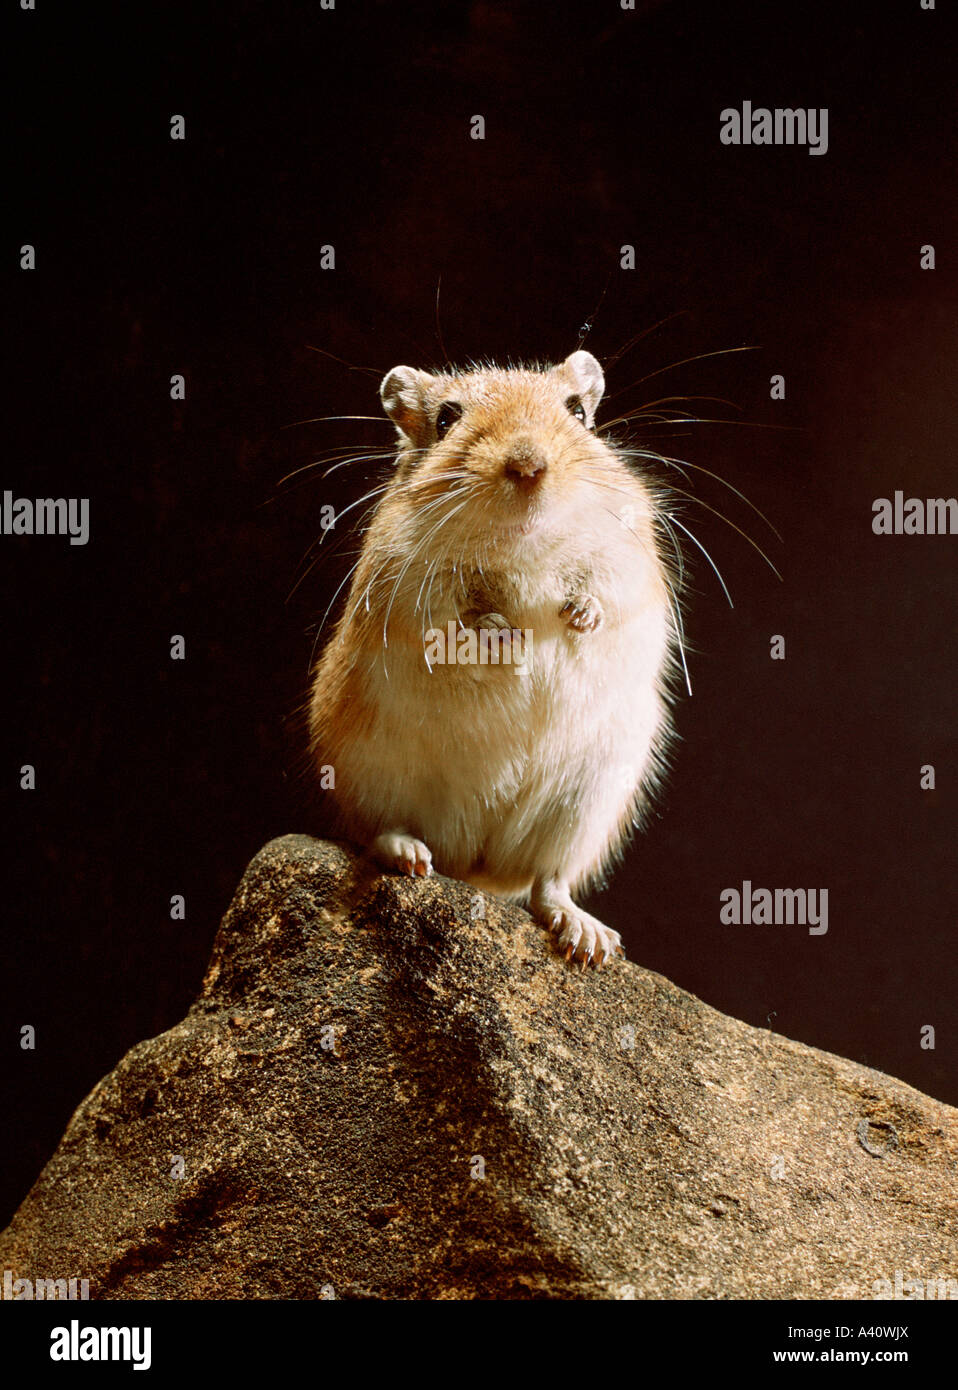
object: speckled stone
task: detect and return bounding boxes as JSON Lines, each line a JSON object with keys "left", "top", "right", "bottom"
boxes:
{"left": 2, "top": 835, "right": 956, "bottom": 1299}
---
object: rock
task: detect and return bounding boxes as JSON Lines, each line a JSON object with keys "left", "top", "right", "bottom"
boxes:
{"left": 2, "top": 835, "right": 956, "bottom": 1299}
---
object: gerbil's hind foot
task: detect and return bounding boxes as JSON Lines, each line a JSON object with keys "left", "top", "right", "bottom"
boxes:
{"left": 531, "top": 879, "right": 624, "bottom": 969}
{"left": 371, "top": 830, "right": 433, "bottom": 879}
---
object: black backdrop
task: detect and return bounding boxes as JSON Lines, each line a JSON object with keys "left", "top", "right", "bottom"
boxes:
{"left": 3, "top": 0, "right": 956, "bottom": 1228}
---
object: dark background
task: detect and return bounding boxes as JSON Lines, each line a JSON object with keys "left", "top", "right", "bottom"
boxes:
{"left": 3, "top": 0, "right": 955, "bottom": 1227}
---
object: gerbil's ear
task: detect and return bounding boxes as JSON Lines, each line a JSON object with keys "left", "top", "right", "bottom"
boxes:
{"left": 559, "top": 350, "right": 605, "bottom": 422}
{"left": 380, "top": 365, "right": 431, "bottom": 438}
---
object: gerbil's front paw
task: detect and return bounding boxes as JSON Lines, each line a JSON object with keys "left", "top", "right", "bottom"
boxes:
{"left": 561, "top": 595, "right": 602, "bottom": 633}
{"left": 371, "top": 831, "right": 433, "bottom": 879}
{"left": 470, "top": 612, "right": 529, "bottom": 668}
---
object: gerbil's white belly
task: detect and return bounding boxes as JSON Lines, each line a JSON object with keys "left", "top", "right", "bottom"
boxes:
{"left": 338, "top": 598, "right": 669, "bottom": 896}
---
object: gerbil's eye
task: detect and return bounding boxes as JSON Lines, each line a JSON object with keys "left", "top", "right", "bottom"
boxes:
{"left": 435, "top": 401, "right": 463, "bottom": 439}
{"left": 565, "top": 394, "right": 587, "bottom": 425}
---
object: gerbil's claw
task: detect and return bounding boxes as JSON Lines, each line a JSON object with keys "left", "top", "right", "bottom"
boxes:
{"left": 474, "top": 612, "right": 511, "bottom": 631}
{"left": 370, "top": 831, "right": 433, "bottom": 881}
{"left": 541, "top": 897, "right": 620, "bottom": 973}
{"left": 560, "top": 595, "right": 603, "bottom": 633}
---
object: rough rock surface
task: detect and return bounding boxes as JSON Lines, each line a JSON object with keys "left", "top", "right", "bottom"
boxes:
{"left": 2, "top": 835, "right": 956, "bottom": 1300}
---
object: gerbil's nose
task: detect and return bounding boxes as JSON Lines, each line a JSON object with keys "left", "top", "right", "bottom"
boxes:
{"left": 504, "top": 438, "right": 548, "bottom": 492}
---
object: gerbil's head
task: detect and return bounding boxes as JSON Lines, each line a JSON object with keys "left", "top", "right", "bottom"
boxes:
{"left": 378, "top": 352, "right": 653, "bottom": 553}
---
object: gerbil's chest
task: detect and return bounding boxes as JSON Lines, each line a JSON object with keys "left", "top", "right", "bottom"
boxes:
{"left": 457, "top": 554, "right": 654, "bottom": 629}
{"left": 419, "top": 559, "right": 667, "bottom": 691}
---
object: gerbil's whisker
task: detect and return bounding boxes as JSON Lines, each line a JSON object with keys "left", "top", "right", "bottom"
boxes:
{"left": 600, "top": 312, "right": 688, "bottom": 373}
{"left": 287, "top": 483, "right": 393, "bottom": 605}
{"left": 422, "top": 561, "right": 439, "bottom": 654}
{"left": 654, "top": 506, "right": 686, "bottom": 588}
{"left": 616, "top": 444, "right": 781, "bottom": 542}
{"left": 276, "top": 448, "right": 398, "bottom": 488}
{"left": 355, "top": 479, "right": 473, "bottom": 639}
{"left": 320, "top": 448, "right": 421, "bottom": 482}
{"left": 614, "top": 412, "right": 795, "bottom": 434}
{"left": 604, "top": 345, "right": 760, "bottom": 403}
{"left": 308, "top": 555, "right": 365, "bottom": 670}
{"left": 388, "top": 500, "right": 472, "bottom": 678}
{"left": 617, "top": 446, "right": 693, "bottom": 486}
{"left": 304, "top": 344, "right": 384, "bottom": 379}
{"left": 292, "top": 461, "right": 475, "bottom": 628}
{"left": 320, "top": 482, "right": 394, "bottom": 534}
{"left": 381, "top": 492, "right": 472, "bottom": 674}
{"left": 600, "top": 393, "right": 744, "bottom": 432}
{"left": 664, "top": 579, "right": 693, "bottom": 697}
{"left": 656, "top": 480, "right": 782, "bottom": 580}
{"left": 665, "top": 513, "right": 734, "bottom": 608}
{"left": 655, "top": 512, "right": 693, "bottom": 677}
{"left": 434, "top": 275, "right": 450, "bottom": 366}
{"left": 280, "top": 415, "right": 393, "bottom": 431}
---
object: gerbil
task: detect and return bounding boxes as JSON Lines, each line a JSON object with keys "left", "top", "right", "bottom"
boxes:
{"left": 308, "top": 351, "right": 677, "bottom": 967}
